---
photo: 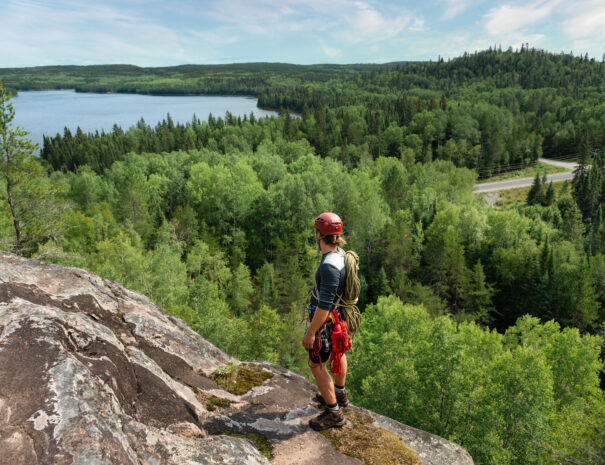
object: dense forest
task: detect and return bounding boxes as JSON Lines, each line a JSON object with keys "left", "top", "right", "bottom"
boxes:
{"left": 1, "top": 48, "right": 604, "bottom": 465}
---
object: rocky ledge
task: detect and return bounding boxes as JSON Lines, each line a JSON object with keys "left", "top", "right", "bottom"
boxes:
{"left": 0, "top": 252, "right": 474, "bottom": 465}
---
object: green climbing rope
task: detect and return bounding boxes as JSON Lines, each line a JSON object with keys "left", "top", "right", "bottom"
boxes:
{"left": 338, "top": 250, "right": 362, "bottom": 337}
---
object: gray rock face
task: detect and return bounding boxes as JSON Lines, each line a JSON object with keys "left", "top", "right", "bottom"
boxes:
{"left": 0, "top": 252, "right": 474, "bottom": 465}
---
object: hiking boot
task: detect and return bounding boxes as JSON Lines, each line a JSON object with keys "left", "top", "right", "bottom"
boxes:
{"left": 313, "top": 390, "right": 349, "bottom": 408}
{"left": 309, "top": 408, "right": 345, "bottom": 431}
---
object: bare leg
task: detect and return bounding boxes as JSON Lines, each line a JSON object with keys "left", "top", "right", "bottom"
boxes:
{"left": 310, "top": 362, "right": 336, "bottom": 405}
{"left": 333, "top": 354, "right": 347, "bottom": 387}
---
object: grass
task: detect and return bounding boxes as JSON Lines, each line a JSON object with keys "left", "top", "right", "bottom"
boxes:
{"left": 224, "top": 432, "right": 274, "bottom": 459}
{"left": 477, "top": 162, "right": 569, "bottom": 184}
{"left": 320, "top": 410, "right": 422, "bottom": 465}
{"left": 494, "top": 185, "right": 532, "bottom": 206}
{"left": 487, "top": 180, "right": 570, "bottom": 207}
{"left": 212, "top": 363, "right": 274, "bottom": 395}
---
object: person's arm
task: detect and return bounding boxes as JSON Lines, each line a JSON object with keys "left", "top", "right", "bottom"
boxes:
{"left": 302, "top": 307, "right": 330, "bottom": 349}
{"left": 303, "top": 263, "right": 339, "bottom": 349}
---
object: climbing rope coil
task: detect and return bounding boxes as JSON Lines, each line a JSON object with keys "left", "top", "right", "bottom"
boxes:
{"left": 309, "top": 249, "right": 362, "bottom": 335}
{"left": 337, "top": 250, "right": 362, "bottom": 337}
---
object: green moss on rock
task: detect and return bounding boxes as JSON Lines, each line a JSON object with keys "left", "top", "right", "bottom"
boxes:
{"left": 224, "top": 432, "right": 273, "bottom": 459}
{"left": 206, "top": 396, "right": 231, "bottom": 411}
{"left": 190, "top": 387, "right": 232, "bottom": 411}
{"left": 212, "top": 363, "right": 273, "bottom": 395}
{"left": 321, "top": 410, "right": 422, "bottom": 465}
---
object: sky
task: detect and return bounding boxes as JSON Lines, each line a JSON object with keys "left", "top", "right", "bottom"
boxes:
{"left": 0, "top": 0, "right": 603, "bottom": 67}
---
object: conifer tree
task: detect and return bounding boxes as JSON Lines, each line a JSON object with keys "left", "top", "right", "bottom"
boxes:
{"left": 586, "top": 206, "right": 605, "bottom": 255}
{"left": 527, "top": 172, "right": 543, "bottom": 205}
{"left": 466, "top": 260, "right": 495, "bottom": 324}
{"left": 374, "top": 266, "right": 392, "bottom": 299}
{"left": 542, "top": 181, "right": 555, "bottom": 206}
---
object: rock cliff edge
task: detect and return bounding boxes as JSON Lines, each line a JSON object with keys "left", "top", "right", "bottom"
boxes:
{"left": 0, "top": 252, "right": 474, "bottom": 465}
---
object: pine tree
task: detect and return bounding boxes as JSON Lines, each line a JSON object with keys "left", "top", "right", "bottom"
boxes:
{"left": 374, "top": 266, "right": 392, "bottom": 299}
{"left": 527, "top": 172, "right": 543, "bottom": 205}
{"left": 586, "top": 206, "right": 605, "bottom": 255}
{"left": 466, "top": 260, "right": 495, "bottom": 324}
{"left": 560, "top": 201, "right": 586, "bottom": 246}
{"left": 572, "top": 137, "right": 589, "bottom": 206}
{"left": 584, "top": 151, "right": 602, "bottom": 222}
{"left": 542, "top": 181, "right": 555, "bottom": 206}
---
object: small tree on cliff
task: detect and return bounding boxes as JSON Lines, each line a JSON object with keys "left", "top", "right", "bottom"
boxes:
{"left": 0, "top": 83, "right": 67, "bottom": 256}
{"left": 0, "top": 84, "right": 36, "bottom": 255}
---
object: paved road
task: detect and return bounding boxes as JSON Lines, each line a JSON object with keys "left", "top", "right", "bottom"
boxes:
{"left": 538, "top": 158, "right": 577, "bottom": 170}
{"left": 473, "top": 158, "right": 578, "bottom": 193}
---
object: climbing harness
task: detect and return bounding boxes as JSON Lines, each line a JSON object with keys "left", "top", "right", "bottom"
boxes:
{"left": 308, "top": 306, "right": 352, "bottom": 375}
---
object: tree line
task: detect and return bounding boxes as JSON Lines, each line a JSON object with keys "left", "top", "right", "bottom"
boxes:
{"left": 31, "top": 49, "right": 604, "bottom": 180}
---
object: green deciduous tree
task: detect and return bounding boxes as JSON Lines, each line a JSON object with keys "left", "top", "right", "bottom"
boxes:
{"left": 0, "top": 84, "right": 69, "bottom": 256}
{"left": 349, "top": 297, "right": 604, "bottom": 465}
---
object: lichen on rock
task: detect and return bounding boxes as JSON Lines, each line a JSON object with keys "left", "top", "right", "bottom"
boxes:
{"left": 0, "top": 252, "right": 474, "bottom": 465}
{"left": 213, "top": 362, "right": 274, "bottom": 395}
{"left": 321, "top": 409, "right": 423, "bottom": 465}
{"left": 225, "top": 432, "right": 274, "bottom": 460}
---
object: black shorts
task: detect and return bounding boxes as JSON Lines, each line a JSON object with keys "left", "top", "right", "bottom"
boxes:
{"left": 307, "top": 307, "right": 344, "bottom": 364}
{"left": 308, "top": 326, "right": 331, "bottom": 364}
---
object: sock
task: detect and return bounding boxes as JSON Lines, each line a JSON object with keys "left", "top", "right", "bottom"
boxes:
{"left": 326, "top": 402, "right": 339, "bottom": 412}
{"left": 334, "top": 384, "right": 346, "bottom": 394}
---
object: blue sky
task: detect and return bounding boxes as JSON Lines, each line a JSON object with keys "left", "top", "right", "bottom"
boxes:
{"left": 1, "top": 0, "right": 603, "bottom": 67}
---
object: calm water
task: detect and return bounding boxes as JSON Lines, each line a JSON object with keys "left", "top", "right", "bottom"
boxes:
{"left": 11, "top": 90, "right": 278, "bottom": 148}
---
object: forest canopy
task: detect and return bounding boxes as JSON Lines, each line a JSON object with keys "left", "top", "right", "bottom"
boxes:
{"left": 1, "top": 47, "right": 603, "bottom": 465}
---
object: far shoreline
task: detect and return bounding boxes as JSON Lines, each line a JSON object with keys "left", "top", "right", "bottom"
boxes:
{"left": 10, "top": 88, "right": 300, "bottom": 115}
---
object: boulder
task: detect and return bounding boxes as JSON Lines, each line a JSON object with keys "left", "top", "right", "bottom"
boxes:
{"left": 0, "top": 252, "right": 474, "bottom": 465}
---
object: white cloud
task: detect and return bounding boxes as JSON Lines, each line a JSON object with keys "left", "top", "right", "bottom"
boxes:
{"left": 509, "top": 34, "right": 547, "bottom": 50}
{"left": 392, "top": 28, "right": 550, "bottom": 62}
{"left": 186, "top": 29, "right": 240, "bottom": 46}
{"left": 338, "top": 3, "right": 410, "bottom": 43}
{"left": 483, "top": 0, "right": 561, "bottom": 36}
{"left": 409, "top": 18, "right": 427, "bottom": 32}
{"left": 0, "top": 0, "right": 206, "bottom": 66}
{"left": 563, "top": 0, "right": 605, "bottom": 38}
{"left": 560, "top": 0, "right": 605, "bottom": 58}
{"left": 322, "top": 45, "right": 342, "bottom": 59}
{"left": 198, "top": 0, "right": 415, "bottom": 43}
{"left": 442, "top": 0, "right": 482, "bottom": 20}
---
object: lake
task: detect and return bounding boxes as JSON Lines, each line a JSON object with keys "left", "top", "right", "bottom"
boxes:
{"left": 10, "top": 90, "right": 279, "bottom": 148}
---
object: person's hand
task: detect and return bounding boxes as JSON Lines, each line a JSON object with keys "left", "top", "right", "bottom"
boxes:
{"left": 302, "top": 331, "right": 315, "bottom": 349}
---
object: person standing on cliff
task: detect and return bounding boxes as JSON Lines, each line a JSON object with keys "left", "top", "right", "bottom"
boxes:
{"left": 302, "top": 212, "right": 351, "bottom": 431}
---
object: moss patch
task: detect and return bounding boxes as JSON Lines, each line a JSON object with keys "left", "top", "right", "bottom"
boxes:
{"left": 212, "top": 363, "right": 273, "bottom": 395}
{"left": 224, "top": 432, "right": 273, "bottom": 459}
{"left": 191, "top": 386, "right": 232, "bottom": 411}
{"left": 206, "top": 396, "right": 231, "bottom": 411}
{"left": 321, "top": 410, "right": 422, "bottom": 465}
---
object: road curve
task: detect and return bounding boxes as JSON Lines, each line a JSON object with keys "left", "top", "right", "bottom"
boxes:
{"left": 538, "top": 158, "right": 578, "bottom": 170}
{"left": 473, "top": 158, "right": 578, "bottom": 193}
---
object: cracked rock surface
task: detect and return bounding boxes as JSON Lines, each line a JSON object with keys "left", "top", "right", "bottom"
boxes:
{"left": 0, "top": 252, "right": 474, "bottom": 465}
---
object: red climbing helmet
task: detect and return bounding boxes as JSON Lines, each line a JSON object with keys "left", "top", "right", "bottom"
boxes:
{"left": 314, "top": 212, "right": 343, "bottom": 236}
